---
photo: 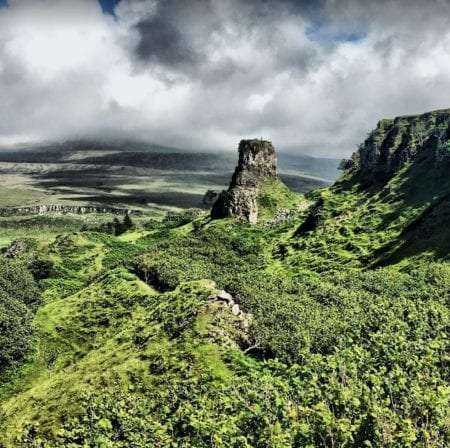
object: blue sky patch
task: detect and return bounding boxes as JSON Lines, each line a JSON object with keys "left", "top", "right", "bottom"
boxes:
{"left": 98, "top": 0, "right": 121, "bottom": 17}
{"left": 306, "top": 25, "right": 367, "bottom": 44}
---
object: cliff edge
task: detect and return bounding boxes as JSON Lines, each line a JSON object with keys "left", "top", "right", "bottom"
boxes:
{"left": 345, "top": 108, "right": 450, "bottom": 177}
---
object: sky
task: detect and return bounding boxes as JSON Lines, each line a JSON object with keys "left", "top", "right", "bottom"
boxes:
{"left": 1, "top": 0, "right": 450, "bottom": 156}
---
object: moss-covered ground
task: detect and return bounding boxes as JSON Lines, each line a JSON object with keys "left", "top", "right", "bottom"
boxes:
{"left": 1, "top": 141, "right": 450, "bottom": 447}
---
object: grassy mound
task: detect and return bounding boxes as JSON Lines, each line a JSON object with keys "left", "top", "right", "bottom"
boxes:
{"left": 256, "top": 178, "right": 302, "bottom": 221}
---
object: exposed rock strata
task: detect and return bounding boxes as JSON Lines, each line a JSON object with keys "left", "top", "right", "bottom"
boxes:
{"left": 0, "top": 205, "right": 143, "bottom": 216}
{"left": 4, "top": 239, "right": 28, "bottom": 258}
{"left": 351, "top": 109, "right": 450, "bottom": 174}
{"left": 261, "top": 202, "right": 310, "bottom": 227}
{"left": 208, "top": 288, "right": 252, "bottom": 342}
{"left": 211, "top": 139, "right": 277, "bottom": 224}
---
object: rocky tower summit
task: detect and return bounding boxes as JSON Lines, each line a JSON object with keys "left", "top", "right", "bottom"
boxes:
{"left": 211, "top": 139, "right": 277, "bottom": 224}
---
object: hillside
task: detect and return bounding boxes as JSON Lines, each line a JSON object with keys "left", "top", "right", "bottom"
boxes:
{"left": 0, "top": 140, "right": 336, "bottom": 212}
{"left": 284, "top": 108, "right": 450, "bottom": 271}
{"left": 0, "top": 140, "right": 336, "bottom": 248}
{"left": 0, "top": 112, "right": 449, "bottom": 447}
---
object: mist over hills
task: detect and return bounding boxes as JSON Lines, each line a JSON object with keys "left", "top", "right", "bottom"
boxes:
{"left": 0, "top": 139, "right": 340, "bottom": 181}
{"left": 0, "top": 140, "right": 339, "bottom": 213}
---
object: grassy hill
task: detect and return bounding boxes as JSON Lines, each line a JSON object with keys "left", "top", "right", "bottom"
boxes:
{"left": 0, "top": 111, "right": 450, "bottom": 447}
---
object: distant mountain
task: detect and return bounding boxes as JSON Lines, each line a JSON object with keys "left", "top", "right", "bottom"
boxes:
{"left": 278, "top": 152, "right": 340, "bottom": 180}
{"left": 0, "top": 139, "right": 337, "bottom": 211}
{"left": 0, "top": 139, "right": 340, "bottom": 182}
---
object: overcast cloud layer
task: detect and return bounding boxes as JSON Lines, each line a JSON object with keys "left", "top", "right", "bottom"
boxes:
{"left": 1, "top": 0, "right": 450, "bottom": 156}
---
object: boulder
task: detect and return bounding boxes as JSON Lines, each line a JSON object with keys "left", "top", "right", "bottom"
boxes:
{"left": 231, "top": 304, "right": 241, "bottom": 316}
{"left": 5, "top": 239, "right": 28, "bottom": 258}
{"left": 217, "top": 290, "right": 234, "bottom": 303}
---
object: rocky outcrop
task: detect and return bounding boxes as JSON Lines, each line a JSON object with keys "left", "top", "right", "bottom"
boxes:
{"left": 0, "top": 205, "right": 143, "bottom": 216}
{"left": 262, "top": 202, "right": 310, "bottom": 228}
{"left": 4, "top": 239, "right": 28, "bottom": 258}
{"left": 209, "top": 289, "right": 251, "bottom": 333}
{"left": 211, "top": 139, "right": 277, "bottom": 224}
{"left": 350, "top": 109, "right": 450, "bottom": 175}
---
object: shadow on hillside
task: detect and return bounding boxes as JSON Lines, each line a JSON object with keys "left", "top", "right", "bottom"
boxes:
{"left": 370, "top": 146, "right": 450, "bottom": 266}
{"left": 57, "top": 192, "right": 206, "bottom": 209}
{"left": 374, "top": 194, "right": 450, "bottom": 266}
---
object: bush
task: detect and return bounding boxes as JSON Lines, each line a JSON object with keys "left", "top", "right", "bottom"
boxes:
{"left": 0, "top": 258, "right": 40, "bottom": 372}
{"left": 163, "top": 209, "right": 204, "bottom": 227}
{"left": 339, "top": 158, "right": 355, "bottom": 170}
{"left": 0, "top": 258, "right": 41, "bottom": 311}
{"left": 87, "top": 215, "right": 135, "bottom": 236}
{"left": 28, "top": 256, "right": 54, "bottom": 281}
{"left": 0, "top": 290, "right": 34, "bottom": 370}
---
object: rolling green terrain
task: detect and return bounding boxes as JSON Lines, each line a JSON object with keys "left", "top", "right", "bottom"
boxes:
{"left": 0, "top": 140, "right": 336, "bottom": 211}
{"left": 0, "top": 141, "right": 336, "bottom": 248}
{"left": 1, "top": 111, "right": 450, "bottom": 447}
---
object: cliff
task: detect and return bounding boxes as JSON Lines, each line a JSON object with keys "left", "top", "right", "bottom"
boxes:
{"left": 291, "top": 107, "right": 450, "bottom": 269}
{"left": 211, "top": 139, "right": 277, "bottom": 224}
{"left": 0, "top": 205, "right": 143, "bottom": 217}
{"left": 349, "top": 108, "right": 450, "bottom": 176}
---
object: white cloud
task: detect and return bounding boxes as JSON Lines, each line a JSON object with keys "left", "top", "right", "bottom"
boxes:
{"left": 1, "top": 0, "right": 450, "bottom": 156}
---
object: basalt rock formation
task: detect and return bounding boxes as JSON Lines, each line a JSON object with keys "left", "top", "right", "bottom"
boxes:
{"left": 349, "top": 108, "right": 450, "bottom": 176}
{"left": 0, "top": 205, "right": 143, "bottom": 217}
{"left": 211, "top": 139, "right": 277, "bottom": 224}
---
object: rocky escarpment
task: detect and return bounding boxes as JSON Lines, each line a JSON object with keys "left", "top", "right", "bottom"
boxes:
{"left": 0, "top": 205, "right": 143, "bottom": 217}
{"left": 348, "top": 109, "right": 450, "bottom": 175}
{"left": 211, "top": 139, "right": 277, "bottom": 224}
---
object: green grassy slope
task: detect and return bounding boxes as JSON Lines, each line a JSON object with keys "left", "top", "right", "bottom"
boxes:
{"left": 1, "top": 211, "right": 449, "bottom": 447}
{"left": 283, "top": 110, "right": 450, "bottom": 272}
{"left": 1, "top": 110, "right": 450, "bottom": 447}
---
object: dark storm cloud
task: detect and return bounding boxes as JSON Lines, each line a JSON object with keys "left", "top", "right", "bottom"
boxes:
{"left": 134, "top": 3, "right": 201, "bottom": 68}
{"left": 130, "top": 0, "right": 322, "bottom": 83}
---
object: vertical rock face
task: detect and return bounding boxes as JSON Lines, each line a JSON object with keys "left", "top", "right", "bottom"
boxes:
{"left": 351, "top": 109, "right": 450, "bottom": 175}
{"left": 211, "top": 139, "right": 277, "bottom": 224}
